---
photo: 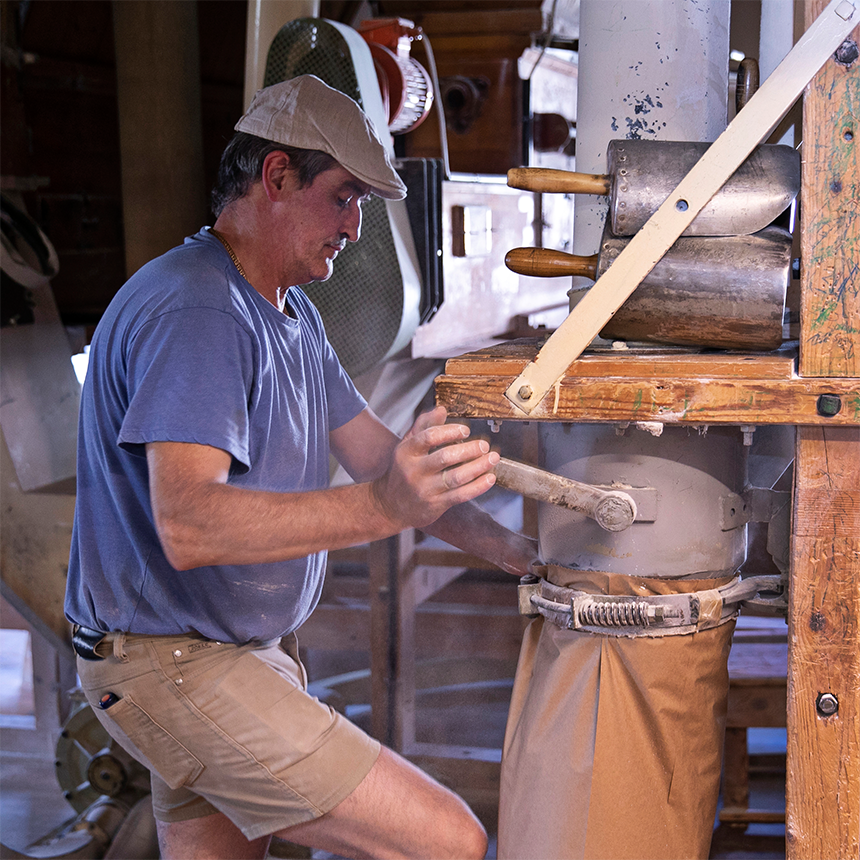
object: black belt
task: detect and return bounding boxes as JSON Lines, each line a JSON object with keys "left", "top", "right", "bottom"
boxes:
{"left": 72, "top": 625, "right": 108, "bottom": 661}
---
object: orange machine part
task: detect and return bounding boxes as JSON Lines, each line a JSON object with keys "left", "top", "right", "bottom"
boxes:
{"left": 359, "top": 18, "right": 433, "bottom": 134}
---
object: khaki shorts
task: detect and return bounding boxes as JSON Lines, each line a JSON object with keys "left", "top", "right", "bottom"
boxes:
{"left": 76, "top": 631, "right": 380, "bottom": 841}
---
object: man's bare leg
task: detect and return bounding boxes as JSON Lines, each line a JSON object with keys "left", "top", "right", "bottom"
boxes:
{"left": 275, "top": 747, "right": 488, "bottom": 860}
{"left": 157, "top": 813, "right": 271, "bottom": 860}
{"left": 155, "top": 747, "right": 486, "bottom": 860}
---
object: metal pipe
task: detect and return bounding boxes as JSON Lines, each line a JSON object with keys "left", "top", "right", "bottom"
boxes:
{"left": 243, "top": 0, "right": 320, "bottom": 108}
{"left": 572, "top": 0, "right": 730, "bottom": 294}
{"left": 539, "top": 0, "right": 741, "bottom": 577}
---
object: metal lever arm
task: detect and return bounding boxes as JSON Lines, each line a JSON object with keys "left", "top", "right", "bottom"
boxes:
{"left": 494, "top": 457, "right": 637, "bottom": 532}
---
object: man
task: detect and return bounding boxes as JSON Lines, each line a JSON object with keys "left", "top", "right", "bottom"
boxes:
{"left": 65, "top": 75, "right": 537, "bottom": 859}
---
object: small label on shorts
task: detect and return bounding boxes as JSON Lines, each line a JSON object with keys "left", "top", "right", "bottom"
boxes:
{"left": 189, "top": 642, "right": 212, "bottom": 653}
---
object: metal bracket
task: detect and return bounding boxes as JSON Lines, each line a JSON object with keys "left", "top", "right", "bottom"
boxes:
{"left": 737, "top": 574, "right": 788, "bottom": 616}
{"left": 721, "top": 493, "right": 752, "bottom": 531}
{"left": 518, "top": 574, "right": 542, "bottom": 617}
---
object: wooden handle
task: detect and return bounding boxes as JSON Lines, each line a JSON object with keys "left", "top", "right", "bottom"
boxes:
{"left": 507, "top": 167, "right": 611, "bottom": 196}
{"left": 505, "top": 248, "right": 599, "bottom": 279}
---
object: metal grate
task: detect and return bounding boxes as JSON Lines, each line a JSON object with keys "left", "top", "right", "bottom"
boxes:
{"left": 264, "top": 19, "right": 409, "bottom": 378}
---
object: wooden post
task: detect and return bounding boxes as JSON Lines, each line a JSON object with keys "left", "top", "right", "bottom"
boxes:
{"left": 786, "top": 4, "right": 860, "bottom": 857}
{"left": 787, "top": 428, "right": 860, "bottom": 857}
{"left": 112, "top": 0, "right": 208, "bottom": 277}
{"left": 369, "top": 531, "right": 417, "bottom": 748}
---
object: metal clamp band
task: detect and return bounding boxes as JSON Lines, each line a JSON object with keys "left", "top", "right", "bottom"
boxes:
{"left": 518, "top": 574, "right": 785, "bottom": 638}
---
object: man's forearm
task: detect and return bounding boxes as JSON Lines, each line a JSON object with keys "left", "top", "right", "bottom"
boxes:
{"left": 148, "top": 410, "right": 504, "bottom": 571}
{"left": 155, "top": 480, "right": 404, "bottom": 570}
{"left": 422, "top": 502, "right": 540, "bottom": 577}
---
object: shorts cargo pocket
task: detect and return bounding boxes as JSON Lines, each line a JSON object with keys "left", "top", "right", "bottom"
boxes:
{"left": 94, "top": 695, "right": 204, "bottom": 790}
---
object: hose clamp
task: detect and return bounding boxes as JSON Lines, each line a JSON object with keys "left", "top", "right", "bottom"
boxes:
{"left": 518, "top": 574, "right": 785, "bottom": 638}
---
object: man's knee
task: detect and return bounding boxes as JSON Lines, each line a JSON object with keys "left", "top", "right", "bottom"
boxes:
{"left": 441, "top": 794, "right": 488, "bottom": 860}
{"left": 460, "top": 813, "right": 489, "bottom": 860}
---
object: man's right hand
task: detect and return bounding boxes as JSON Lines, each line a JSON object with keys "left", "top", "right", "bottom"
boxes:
{"left": 370, "top": 406, "right": 499, "bottom": 530}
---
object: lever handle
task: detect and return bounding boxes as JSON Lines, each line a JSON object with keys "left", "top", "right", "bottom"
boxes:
{"left": 507, "top": 167, "right": 611, "bottom": 196}
{"left": 494, "top": 458, "right": 637, "bottom": 532}
{"left": 505, "top": 247, "right": 599, "bottom": 279}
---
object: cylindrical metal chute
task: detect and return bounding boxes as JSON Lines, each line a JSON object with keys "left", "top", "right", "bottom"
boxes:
{"left": 570, "top": 0, "right": 730, "bottom": 293}
{"left": 541, "top": 0, "right": 738, "bottom": 578}
{"left": 498, "top": 3, "right": 744, "bottom": 858}
{"left": 538, "top": 424, "right": 748, "bottom": 578}
{"left": 539, "top": 0, "right": 739, "bottom": 577}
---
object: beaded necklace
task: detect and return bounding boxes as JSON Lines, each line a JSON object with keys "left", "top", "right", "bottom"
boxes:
{"left": 210, "top": 229, "right": 247, "bottom": 280}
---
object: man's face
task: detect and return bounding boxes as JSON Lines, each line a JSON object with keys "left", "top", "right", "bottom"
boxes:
{"left": 279, "top": 165, "right": 371, "bottom": 286}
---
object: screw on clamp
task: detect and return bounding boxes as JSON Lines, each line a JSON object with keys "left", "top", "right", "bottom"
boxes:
{"left": 816, "top": 692, "right": 839, "bottom": 717}
{"left": 518, "top": 385, "right": 533, "bottom": 402}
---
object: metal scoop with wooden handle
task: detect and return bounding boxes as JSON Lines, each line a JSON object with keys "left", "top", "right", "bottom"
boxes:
{"left": 503, "top": 0, "right": 856, "bottom": 416}
{"left": 494, "top": 458, "right": 637, "bottom": 532}
{"left": 505, "top": 225, "right": 791, "bottom": 351}
{"left": 508, "top": 139, "right": 800, "bottom": 237}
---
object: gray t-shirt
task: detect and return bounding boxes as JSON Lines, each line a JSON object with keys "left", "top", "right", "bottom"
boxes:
{"left": 65, "top": 228, "right": 366, "bottom": 643}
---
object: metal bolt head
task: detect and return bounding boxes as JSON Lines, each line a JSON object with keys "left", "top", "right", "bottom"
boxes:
{"left": 518, "top": 385, "right": 533, "bottom": 401}
{"left": 816, "top": 692, "right": 839, "bottom": 717}
{"left": 834, "top": 37, "right": 858, "bottom": 67}
{"left": 816, "top": 393, "right": 842, "bottom": 417}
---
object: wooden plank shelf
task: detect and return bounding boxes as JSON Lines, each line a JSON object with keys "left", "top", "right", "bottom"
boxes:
{"left": 436, "top": 340, "right": 860, "bottom": 426}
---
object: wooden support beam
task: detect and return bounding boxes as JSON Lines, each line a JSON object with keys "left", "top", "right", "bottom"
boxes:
{"left": 787, "top": 3, "right": 860, "bottom": 856}
{"left": 798, "top": 13, "right": 860, "bottom": 378}
{"left": 112, "top": 0, "right": 207, "bottom": 276}
{"left": 787, "top": 429, "right": 860, "bottom": 857}
{"left": 368, "top": 533, "right": 417, "bottom": 747}
{"left": 437, "top": 348, "right": 859, "bottom": 425}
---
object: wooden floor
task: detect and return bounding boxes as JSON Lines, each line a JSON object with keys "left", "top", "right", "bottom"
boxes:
{"left": 0, "top": 717, "right": 787, "bottom": 860}
{"left": 1, "top": 627, "right": 78, "bottom": 856}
